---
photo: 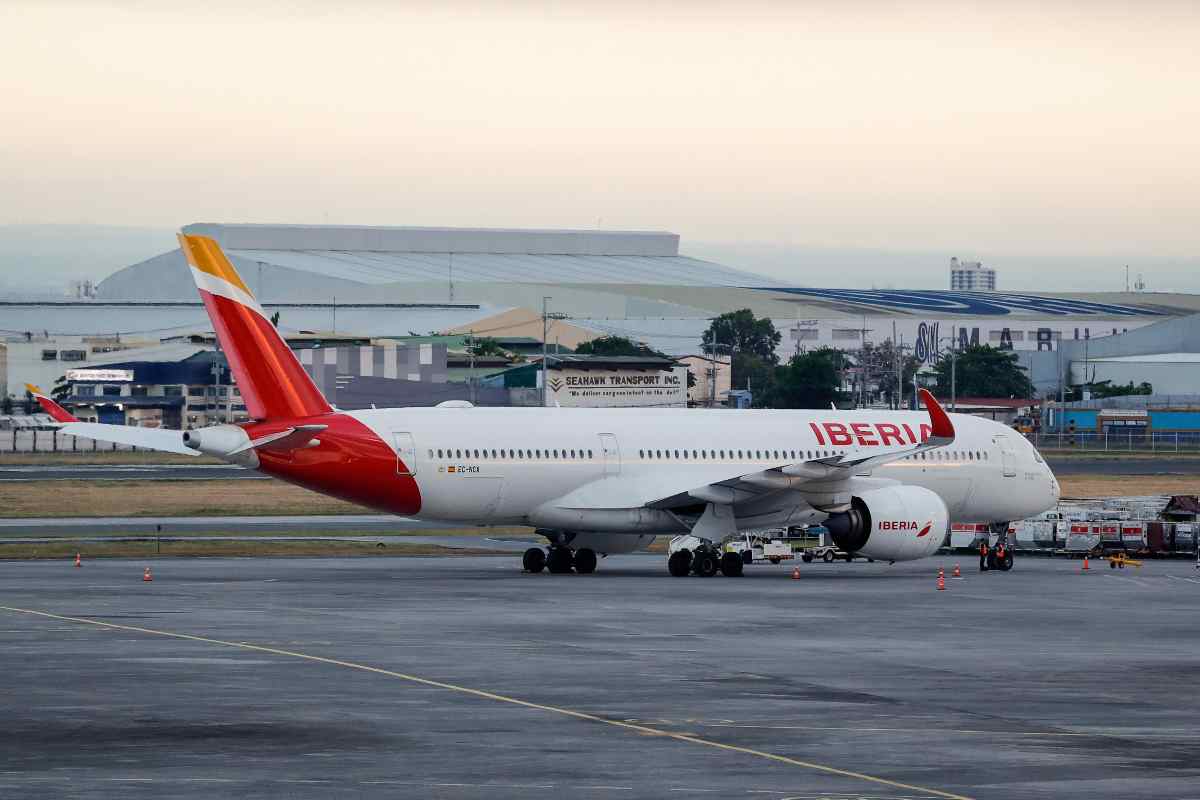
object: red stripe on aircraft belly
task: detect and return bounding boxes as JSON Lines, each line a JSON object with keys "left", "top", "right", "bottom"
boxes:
{"left": 245, "top": 414, "right": 421, "bottom": 516}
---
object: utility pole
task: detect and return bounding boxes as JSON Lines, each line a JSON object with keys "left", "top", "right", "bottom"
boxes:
{"left": 540, "top": 298, "right": 566, "bottom": 407}
{"left": 468, "top": 329, "right": 476, "bottom": 405}
{"left": 950, "top": 326, "right": 957, "bottom": 412}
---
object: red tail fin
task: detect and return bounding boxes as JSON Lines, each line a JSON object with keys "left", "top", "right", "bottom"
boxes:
{"left": 26, "top": 383, "right": 79, "bottom": 422}
{"left": 178, "top": 234, "right": 332, "bottom": 421}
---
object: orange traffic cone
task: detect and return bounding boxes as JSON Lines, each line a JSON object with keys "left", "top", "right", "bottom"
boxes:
{"left": 74, "top": 553, "right": 81, "bottom": 568}
{"left": 143, "top": 567, "right": 153, "bottom": 582}
{"left": 937, "top": 572, "right": 946, "bottom": 591}
{"left": 791, "top": 566, "right": 801, "bottom": 580}
{"left": 952, "top": 564, "right": 962, "bottom": 579}
{"left": 1082, "top": 556, "right": 1090, "bottom": 572}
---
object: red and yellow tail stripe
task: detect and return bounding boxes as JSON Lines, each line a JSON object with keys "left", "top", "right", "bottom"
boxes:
{"left": 178, "top": 234, "right": 331, "bottom": 422}
{"left": 24, "top": 383, "right": 79, "bottom": 423}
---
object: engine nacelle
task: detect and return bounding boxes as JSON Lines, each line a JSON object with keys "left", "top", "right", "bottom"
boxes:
{"left": 824, "top": 486, "right": 948, "bottom": 562}
{"left": 181, "top": 425, "right": 259, "bottom": 468}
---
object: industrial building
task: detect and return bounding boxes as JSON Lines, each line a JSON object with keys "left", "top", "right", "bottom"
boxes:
{"left": 6, "top": 223, "right": 1200, "bottom": 414}
{"left": 949, "top": 257, "right": 996, "bottom": 291}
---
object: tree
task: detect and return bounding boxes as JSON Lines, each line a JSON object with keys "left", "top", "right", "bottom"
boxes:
{"left": 1069, "top": 379, "right": 1152, "bottom": 399}
{"left": 933, "top": 345, "right": 1033, "bottom": 398}
{"left": 465, "top": 336, "right": 510, "bottom": 358}
{"left": 733, "top": 351, "right": 776, "bottom": 405}
{"left": 574, "top": 335, "right": 667, "bottom": 358}
{"left": 766, "top": 348, "right": 847, "bottom": 409}
{"left": 701, "top": 310, "right": 781, "bottom": 364}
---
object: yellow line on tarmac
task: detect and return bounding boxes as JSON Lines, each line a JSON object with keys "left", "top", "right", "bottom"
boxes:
{"left": 1, "top": 605, "right": 973, "bottom": 800}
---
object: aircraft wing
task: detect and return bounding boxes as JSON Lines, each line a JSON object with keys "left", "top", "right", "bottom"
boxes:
{"left": 54, "top": 422, "right": 199, "bottom": 456}
{"left": 549, "top": 389, "right": 954, "bottom": 512}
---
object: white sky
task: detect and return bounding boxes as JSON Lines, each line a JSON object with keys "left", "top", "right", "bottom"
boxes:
{"left": 1, "top": 1, "right": 1197, "bottom": 288}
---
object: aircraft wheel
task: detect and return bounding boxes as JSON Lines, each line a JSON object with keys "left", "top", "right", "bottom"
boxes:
{"left": 693, "top": 551, "right": 719, "bottom": 577}
{"left": 522, "top": 547, "right": 546, "bottom": 573}
{"left": 1000, "top": 552, "right": 1014, "bottom": 571}
{"left": 823, "top": 551, "right": 835, "bottom": 563}
{"left": 986, "top": 550, "right": 997, "bottom": 570}
{"left": 844, "top": 552, "right": 854, "bottom": 563}
{"left": 574, "top": 548, "right": 597, "bottom": 574}
{"left": 547, "top": 547, "right": 574, "bottom": 574}
{"left": 720, "top": 551, "right": 744, "bottom": 577}
{"left": 1118, "top": 560, "right": 1125, "bottom": 569}
{"left": 668, "top": 550, "right": 692, "bottom": 577}
{"left": 741, "top": 550, "right": 753, "bottom": 565}
{"left": 801, "top": 552, "right": 813, "bottom": 563}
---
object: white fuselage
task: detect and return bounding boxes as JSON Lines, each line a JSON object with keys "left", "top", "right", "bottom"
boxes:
{"left": 344, "top": 407, "right": 1059, "bottom": 534}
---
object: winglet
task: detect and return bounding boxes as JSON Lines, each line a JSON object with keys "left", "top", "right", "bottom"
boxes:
{"left": 25, "top": 383, "right": 79, "bottom": 423}
{"left": 918, "top": 388, "right": 954, "bottom": 443}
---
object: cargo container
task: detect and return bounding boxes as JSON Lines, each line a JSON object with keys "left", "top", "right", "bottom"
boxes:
{"left": 1064, "top": 523, "right": 1102, "bottom": 555}
{"left": 1120, "top": 522, "right": 1147, "bottom": 554}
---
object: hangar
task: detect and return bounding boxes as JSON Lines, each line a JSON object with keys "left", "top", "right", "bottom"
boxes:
{"left": 92, "top": 224, "right": 1200, "bottom": 365}
{"left": 6, "top": 223, "right": 1200, "bottom": 405}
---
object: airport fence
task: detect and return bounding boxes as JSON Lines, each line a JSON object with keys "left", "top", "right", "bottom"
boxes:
{"left": 1027, "top": 431, "right": 1200, "bottom": 453}
{"left": 0, "top": 429, "right": 137, "bottom": 454}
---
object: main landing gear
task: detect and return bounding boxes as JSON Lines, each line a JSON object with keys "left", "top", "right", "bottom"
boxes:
{"left": 523, "top": 546, "right": 598, "bottom": 575}
{"left": 667, "top": 542, "right": 744, "bottom": 578}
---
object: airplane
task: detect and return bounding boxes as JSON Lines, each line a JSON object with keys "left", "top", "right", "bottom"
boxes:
{"left": 30, "top": 233, "right": 1060, "bottom": 576}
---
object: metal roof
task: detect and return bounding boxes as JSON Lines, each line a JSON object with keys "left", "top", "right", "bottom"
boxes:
{"left": 222, "top": 248, "right": 766, "bottom": 287}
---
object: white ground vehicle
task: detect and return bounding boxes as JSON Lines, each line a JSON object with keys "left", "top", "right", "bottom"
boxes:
{"left": 800, "top": 545, "right": 875, "bottom": 563}
{"left": 720, "top": 533, "right": 793, "bottom": 564}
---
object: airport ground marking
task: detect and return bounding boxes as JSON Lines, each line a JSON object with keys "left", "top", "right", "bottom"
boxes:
{"left": 0, "top": 605, "right": 974, "bottom": 800}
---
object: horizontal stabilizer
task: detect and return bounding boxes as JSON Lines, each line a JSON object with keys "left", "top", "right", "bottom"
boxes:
{"left": 57, "top": 423, "right": 198, "bottom": 456}
{"left": 228, "top": 424, "right": 327, "bottom": 455}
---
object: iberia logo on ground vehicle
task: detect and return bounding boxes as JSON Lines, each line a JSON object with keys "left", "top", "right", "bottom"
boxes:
{"left": 879, "top": 520, "right": 935, "bottom": 536}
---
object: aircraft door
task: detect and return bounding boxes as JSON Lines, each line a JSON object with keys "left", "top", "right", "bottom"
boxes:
{"left": 996, "top": 435, "right": 1017, "bottom": 478}
{"left": 599, "top": 433, "right": 620, "bottom": 476}
{"left": 392, "top": 431, "right": 417, "bottom": 476}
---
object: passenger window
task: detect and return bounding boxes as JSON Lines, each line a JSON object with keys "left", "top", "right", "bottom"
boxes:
{"left": 674, "top": 450, "right": 680, "bottom": 459}
{"left": 437, "top": 449, "right": 443, "bottom": 458}
{"left": 588, "top": 450, "right": 593, "bottom": 458}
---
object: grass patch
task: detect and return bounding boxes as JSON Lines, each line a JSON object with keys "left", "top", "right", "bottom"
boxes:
{"left": 0, "top": 539, "right": 513, "bottom": 560}
{"left": 0, "top": 479, "right": 371, "bottom": 518}
{"left": 1059, "top": 474, "right": 1199, "bottom": 499}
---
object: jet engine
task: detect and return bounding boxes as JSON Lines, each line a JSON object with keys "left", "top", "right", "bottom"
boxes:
{"left": 823, "top": 486, "right": 948, "bottom": 562}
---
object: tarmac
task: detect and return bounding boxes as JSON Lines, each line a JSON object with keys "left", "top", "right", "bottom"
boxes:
{"left": 0, "top": 514, "right": 449, "bottom": 536}
{"left": 2, "top": 555, "right": 1199, "bottom": 799}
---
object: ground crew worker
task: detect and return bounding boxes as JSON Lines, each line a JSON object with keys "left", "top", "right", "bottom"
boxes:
{"left": 979, "top": 539, "right": 990, "bottom": 572}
